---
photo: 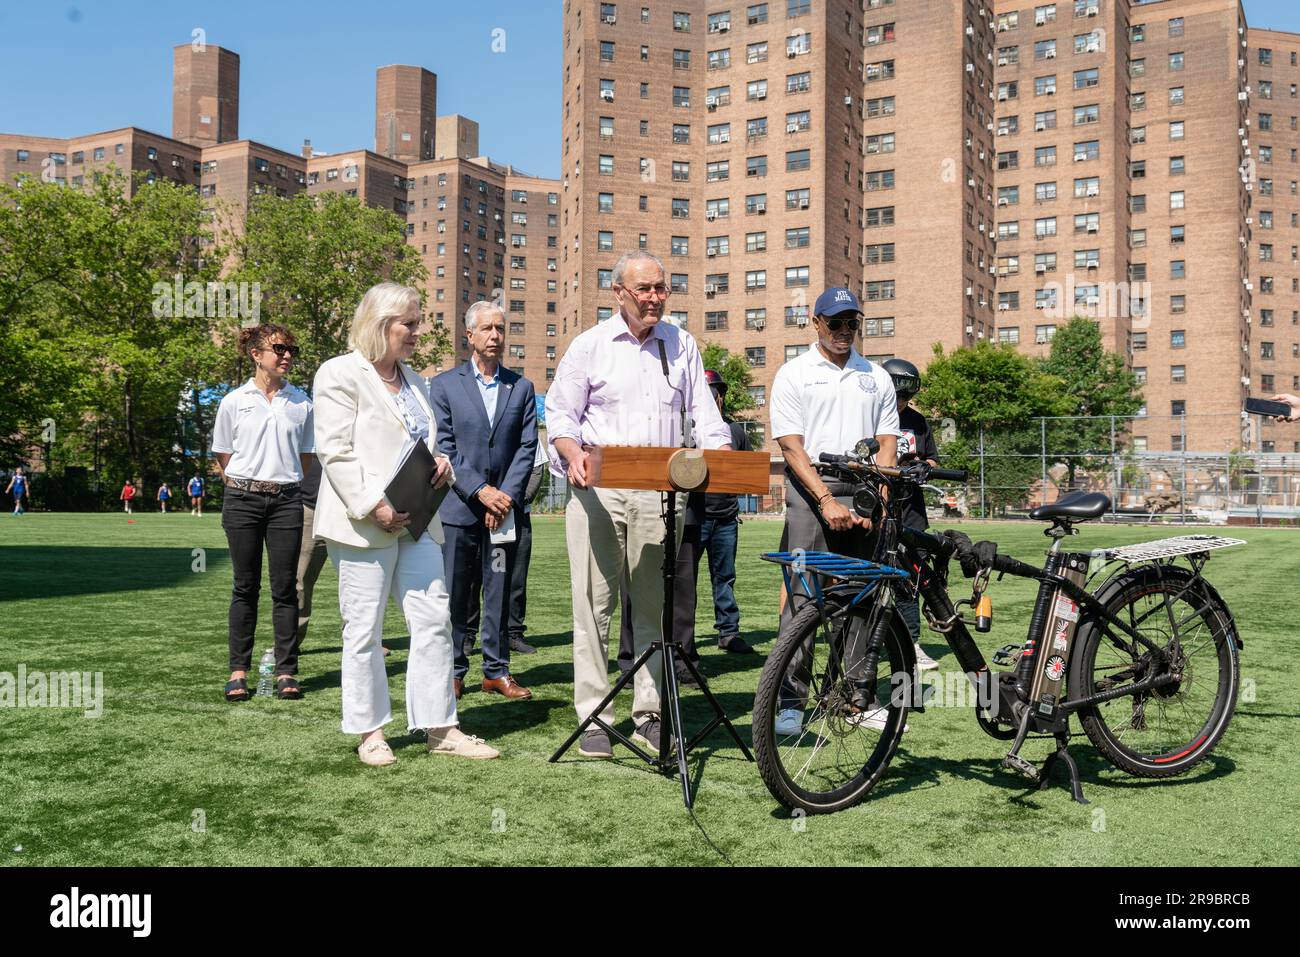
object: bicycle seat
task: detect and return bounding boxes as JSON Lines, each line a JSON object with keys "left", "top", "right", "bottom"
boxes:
{"left": 1028, "top": 490, "right": 1111, "bottom": 523}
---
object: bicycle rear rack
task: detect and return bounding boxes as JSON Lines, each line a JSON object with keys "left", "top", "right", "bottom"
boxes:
{"left": 1090, "top": 534, "right": 1246, "bottom": 565}
{"left": 762, "top": 551, "right": 911, "bottom": 614}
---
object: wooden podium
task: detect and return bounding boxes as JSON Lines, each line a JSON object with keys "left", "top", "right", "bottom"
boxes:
{"left": 549, "top": 446, "right": 768, "bottom": 809}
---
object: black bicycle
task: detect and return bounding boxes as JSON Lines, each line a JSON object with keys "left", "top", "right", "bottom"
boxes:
{"left": 752, "top": 443, "right": 1244, "bottom": 813}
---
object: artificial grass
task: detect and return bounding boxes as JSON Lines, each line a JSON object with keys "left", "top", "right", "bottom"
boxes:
{"left": 1, "top": 511, "right": 1296, "bottom": 866}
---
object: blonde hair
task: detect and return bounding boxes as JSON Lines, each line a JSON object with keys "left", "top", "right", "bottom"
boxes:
{"left": 349, "top": 282, "right": 422, "bottom": 362}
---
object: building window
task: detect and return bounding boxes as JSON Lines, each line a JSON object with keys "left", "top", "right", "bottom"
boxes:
{"left": 786, "top": 149, "right": 811, "bottom": 172}
{"left": 671, "top": 235, "right": 689, "bottom": 256}
{"left": 747, "top": 155, "right": 768, "bottom": 177}
{"left": 1169, "top": 121, "right": 1185, "bottom": 140}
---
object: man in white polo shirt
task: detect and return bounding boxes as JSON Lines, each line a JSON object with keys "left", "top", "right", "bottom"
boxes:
{"left": 769, "top": 287, "right": 899, "bottom": 733}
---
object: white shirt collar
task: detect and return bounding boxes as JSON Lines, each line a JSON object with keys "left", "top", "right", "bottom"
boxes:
{"left": 236, "top": 378, "right": 302, "bottom": 397}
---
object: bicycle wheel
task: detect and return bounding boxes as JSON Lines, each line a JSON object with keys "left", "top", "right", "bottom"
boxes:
{"left": 1070, "top": 564, "right": 1239, "bottom": 778}
{"left": 752, "top": 592, "right": 910, "bottom": 813}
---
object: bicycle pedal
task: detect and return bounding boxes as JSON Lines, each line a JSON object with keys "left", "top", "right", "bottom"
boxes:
{"left": 991, "top": 644, "right": 1022, "bottom": 667}
{"left": 1002, "top": 752, "right": 1040, "bottom": 783}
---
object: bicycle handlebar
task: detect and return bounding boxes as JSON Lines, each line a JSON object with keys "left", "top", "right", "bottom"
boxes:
{"left": 816, "top": 453, "right": 968, "bottom": 484}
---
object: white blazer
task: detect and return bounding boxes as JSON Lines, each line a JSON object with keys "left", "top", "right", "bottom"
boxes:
{"left": 312, "top": 350, "right": 451, "bottom": 549}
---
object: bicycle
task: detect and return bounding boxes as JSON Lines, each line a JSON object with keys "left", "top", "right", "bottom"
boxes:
{"left": 751, "top": 442, "right": 1245, "bottom": 814}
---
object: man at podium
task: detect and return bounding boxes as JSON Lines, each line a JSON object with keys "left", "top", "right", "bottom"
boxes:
{"left": 544, "top": 251, "right": 733, "bottom": 759}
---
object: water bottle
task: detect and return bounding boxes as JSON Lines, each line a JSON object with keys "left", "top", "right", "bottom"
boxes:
{"left": 256, "top": 648, "right": 275, "bottom": 697}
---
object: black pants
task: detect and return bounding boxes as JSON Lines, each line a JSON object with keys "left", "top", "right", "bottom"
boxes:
{"left": 442, "top": 522, "right": 516, "bottom": 681}
{"left": 618, "top": 523, "right": 702, "bottom": 672}
{"left": 221, "top": 487, "right": 304, "bottom": 675}
{"left": 506, "top": 510, "right": 533, "bottom": 641}
{"left": 777, "top": 477, "right": 877, "bottom": 711}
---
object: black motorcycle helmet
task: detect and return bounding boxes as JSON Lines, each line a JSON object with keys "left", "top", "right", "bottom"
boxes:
{"left": 881, "top": 357, "right": 921, "bottom": 401}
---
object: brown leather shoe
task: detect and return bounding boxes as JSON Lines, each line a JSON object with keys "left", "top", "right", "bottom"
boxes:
{"left": 481, "top": 674, "right": 533, "bottom": 700}
{"left": 454, "top": 678, "right": 463, "bottom": 700}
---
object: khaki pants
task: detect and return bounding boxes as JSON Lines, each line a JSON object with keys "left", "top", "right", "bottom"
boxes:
{"left": 566, "top": 486, "right": 679, "bottom": 728}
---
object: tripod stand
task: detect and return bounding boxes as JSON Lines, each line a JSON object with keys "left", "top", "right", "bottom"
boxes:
{"left": 549, "top": 486, "right": 754, "bottom": 809}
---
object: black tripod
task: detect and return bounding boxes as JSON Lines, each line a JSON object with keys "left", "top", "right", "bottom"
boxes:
{"left": 549, "top": 489, "right": 754, "bottom": 809}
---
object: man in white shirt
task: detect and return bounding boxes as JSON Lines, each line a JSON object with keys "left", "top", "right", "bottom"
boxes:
{"left": 769, "top": 288, "right": 899, "bottom": 732}
{"left": 545, "top": 250, "right": 732, "bottom": 758}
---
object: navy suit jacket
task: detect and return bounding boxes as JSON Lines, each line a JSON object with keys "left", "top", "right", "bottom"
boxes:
{"left": 429, "top": 361, "right": 538, "bottom": 528}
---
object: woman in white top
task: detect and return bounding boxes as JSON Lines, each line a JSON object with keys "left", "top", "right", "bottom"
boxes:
{"left": 212, "top": 323, "right": 315, "bottom": 703}
{"left": 313, "top": 282, "right": 498, "bottom": 765}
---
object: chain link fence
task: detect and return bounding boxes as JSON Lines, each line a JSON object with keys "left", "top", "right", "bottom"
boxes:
{"left": 943, "top": 413, "right": 1300, "bottom": 526}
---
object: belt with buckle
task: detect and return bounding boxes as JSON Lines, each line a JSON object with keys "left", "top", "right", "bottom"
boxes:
{"left": 224, "top": 477, "right": 300, "bottom": 495}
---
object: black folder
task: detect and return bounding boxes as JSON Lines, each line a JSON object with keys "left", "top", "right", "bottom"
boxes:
{"left": 383, "top": 441, "right": 450, "bottom": 541}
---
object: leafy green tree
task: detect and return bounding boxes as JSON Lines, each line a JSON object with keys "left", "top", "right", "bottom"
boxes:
{"left": 700, "top": 342, "right": 757, "bottom": 419}
{"left": 1039, "top": 316, "right": 1144, "bottom": 488}
{"left": 226, "top": 191, "right": 448, "bottom": 388}
{"left": 918, "top": 341, "right": 1069, "bottom": 515}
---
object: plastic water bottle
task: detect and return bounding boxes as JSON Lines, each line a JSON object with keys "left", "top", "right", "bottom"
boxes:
{"left": 256, "top": 648, "right": 275, "bottom": 697}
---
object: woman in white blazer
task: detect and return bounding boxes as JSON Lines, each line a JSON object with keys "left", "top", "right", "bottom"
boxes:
{"left": 313, "top": 282, "right": 499, "bottom": 765}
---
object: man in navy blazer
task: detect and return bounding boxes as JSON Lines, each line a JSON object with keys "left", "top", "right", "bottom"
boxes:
{"left": 429, "top": 301, "right": 538, "bottom": 701}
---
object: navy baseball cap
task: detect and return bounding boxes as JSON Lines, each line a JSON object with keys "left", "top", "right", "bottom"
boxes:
{"left": 813, "top": 287, "right": 861, "bottom": 319}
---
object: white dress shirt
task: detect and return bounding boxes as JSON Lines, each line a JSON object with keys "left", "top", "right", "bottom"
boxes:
{"left": 212, "top": 379, "right": 314, "bottom": 483}
{"left": 544, "top": 313, "right": 731, "bottom": 475}
{"left": 769, "top": 345, "right": 900, "bottom": 461}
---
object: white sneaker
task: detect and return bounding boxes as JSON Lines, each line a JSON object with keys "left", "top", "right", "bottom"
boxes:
{"left": 774, "top": 708, "right": 804, "bottom": 736}
{"left": 847, "top": 705, "right": 909, "bottom": 733}
{"left": 915, "top": 643, "right": 940, "bottom": 672}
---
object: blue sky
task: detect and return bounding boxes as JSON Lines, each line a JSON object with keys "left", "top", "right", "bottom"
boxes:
{"left": 1, "top": 1, "right": 1298, "bottom": 179}
{"left": 0, "top": 0, "right": 563, "bottom": 177}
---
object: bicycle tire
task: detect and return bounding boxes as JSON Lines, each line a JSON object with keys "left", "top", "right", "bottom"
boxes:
{"left": 752, "top": 593, "right": 911, "bottom": 813}
{"left": 1070, "top": 564, "right": 1239, "bottom": 779}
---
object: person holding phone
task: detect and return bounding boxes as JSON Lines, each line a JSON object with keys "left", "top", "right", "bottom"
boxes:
{"left": 313, "top": 281, "right": 498, "bottom": 766}
{"left": 1269, "top": 393, "right": 1300, "bottom": 422}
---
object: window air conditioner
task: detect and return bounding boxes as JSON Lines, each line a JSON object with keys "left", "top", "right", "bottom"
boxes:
{"left": 603, "top": 14, "right": 616, "bottom": 24}
{"left": 1087, "top": 223, "right": 1099, "bottom": 233}
{"left": 787, "top": 123, "right": 800, "bottom": 133}
{"left": 1035, "top": 264, "right": 1047, "bottom": 273}
{"left": 967, "top": 63, "right": 975, "bottom": 74}
{"left": 997, "top": 57, "right": 1009, "bottom": 66}
{"left": 966, "top": 325, "right": 975, "bottom": 333}
{"left": 787, "top": 50, "right": 797, "bottom": 58}
{"left": 600, "top": 90, "right": 614, "bottom": 101}
{"left": 706, "top": 210, "right": 717, "bottom": 220}
{"left": 705, "top": 283, "right": 717, "bottom": 293}
{"left": 753, "top": 320, "right": 765, "bottom": 330}
{"left": 1045, "top": 50, "right": 1056, "bottom": 59}
{"left": 966, "top": 25, "right": 974, "bottom": 36}
{"left": 757, "top": 91, "right": 766, "bottom": 99}
{"left": 998, "top": 303, "right": 1010, "bottom": 311}
{"left": 799, "top": 199, "right": 809, "bottom": 208}
{"left": 796, "top": 315, "right": 809, "bottom": 326}
{"left": 997, "top": 197, "right": 1008, "bottom": 206}
{"left": 997, "top": 128, "right": 1009, "bottom": 136}
{"left": 966, "top": 286, "right": 974, "bottom": 296}
{"left": 706, "top": 248, "right": 717, "bottom": 257}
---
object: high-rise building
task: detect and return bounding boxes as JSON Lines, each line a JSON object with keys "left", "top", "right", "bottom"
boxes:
{"left": 562, "top": 0, "right": 1298, "bottom": 454}
{"left": 560, "top": 0, "right": 996, "bottom": 447}
{"left": 0, "top": 48, "right": 559, "bottom": 386}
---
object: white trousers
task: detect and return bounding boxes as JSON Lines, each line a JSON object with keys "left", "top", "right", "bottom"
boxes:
{"left": 567, "top": 486, "right": 679, "bottom": 727}
{"left": 327, "top": 530, "right": 457, "bottom": 736}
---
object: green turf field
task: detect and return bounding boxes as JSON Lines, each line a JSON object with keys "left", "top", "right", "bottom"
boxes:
{"left": 1, "top": 511, "right": 1296, "bottom": 866}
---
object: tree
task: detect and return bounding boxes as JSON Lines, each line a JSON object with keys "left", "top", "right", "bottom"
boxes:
{"left": 0, "top": 170, "right": 225, "bottom": 490}
{"left": 700, "top": 342, "right": 757, "bottom": 419}
{"left": 918, "top": 341, "right": 1069, "bottom": 515}
{"left": 226, "top": 191, "right": 448, "bottom": 389}
{"left": 1039, "top": 317, "right": 1144, "bottom": 489}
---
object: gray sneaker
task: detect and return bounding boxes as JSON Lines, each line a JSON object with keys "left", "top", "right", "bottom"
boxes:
{"left": 632, "top": 718, "right": 674, "bottom": 753}
{"left": 578, "top": 728, "right": 613, "bottom": 758}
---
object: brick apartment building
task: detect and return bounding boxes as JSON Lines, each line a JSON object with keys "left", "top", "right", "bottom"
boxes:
{"left": 560, "top": 0, "right": 995, "bottom": 448}
{"left": 0, "top": 45, "right": 562, "bottom": 386}
{"left": 561, "top": 0, "right": 1300, "bottom": 454}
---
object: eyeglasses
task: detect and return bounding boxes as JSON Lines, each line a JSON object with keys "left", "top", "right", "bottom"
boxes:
{"left": 820, "top": 316, "right": 861, "bottom": 333}
{"left": 264, "top": 343, "right": 300, "bottom": 358}
{"left": 619, "top": 284, "right": 670, "bottom": 300}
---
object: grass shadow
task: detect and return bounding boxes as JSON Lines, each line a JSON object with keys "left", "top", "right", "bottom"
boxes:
{"left": 0, "top": 546, "right": 228, "bottom": 601}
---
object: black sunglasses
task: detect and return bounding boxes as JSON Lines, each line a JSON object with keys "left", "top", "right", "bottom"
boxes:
{"left": 264, "top": 343, "right": 300, "bottom": 358}
{"left": 821, "top": 316, "right": 861, "bottom": 333}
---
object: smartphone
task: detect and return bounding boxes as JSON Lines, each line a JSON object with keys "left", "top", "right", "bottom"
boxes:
{"left": 1244, "top": 396, "right": 1293, "bottom": 418}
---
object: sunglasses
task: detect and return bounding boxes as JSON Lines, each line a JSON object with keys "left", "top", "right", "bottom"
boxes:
{"left": 262, "top": 343, "right": 300, "bottom": 358}
{"left": 892, "top": 376, "right": 921, "bottom": 396}
{"left": 820, "top": 316, "right": 861, "bottom": 333}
